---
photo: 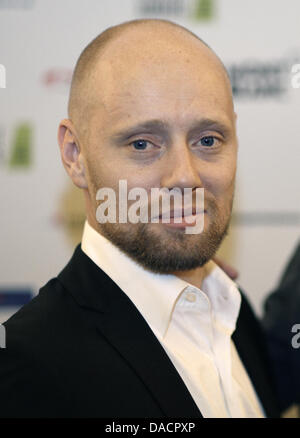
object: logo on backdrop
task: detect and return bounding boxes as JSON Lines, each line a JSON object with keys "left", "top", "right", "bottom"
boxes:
{"left": 9, "top": 123, "right": 33, "bottom": 168}
{"left": 0, "top": 122, "right": 33, "bottom": 169}
{"left": 228, "top": 60, "right": 286, "bottom": 99}
{"left": 228, "top": 49, "right": 300, "bottom": 99}
{"left": 41, "top": 68, "right": 73, "bottom": 94}
{"left": 137, "top": 0, "right": 215, "bottom": 21}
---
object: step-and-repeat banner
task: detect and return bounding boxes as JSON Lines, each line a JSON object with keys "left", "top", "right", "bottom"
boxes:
{"left": 0, "top": 0, "right": 299, "bottom": 320}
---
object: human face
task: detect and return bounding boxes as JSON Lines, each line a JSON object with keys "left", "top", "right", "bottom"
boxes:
{"left": 81, "top": 39, "right": 238, "bottom": 273}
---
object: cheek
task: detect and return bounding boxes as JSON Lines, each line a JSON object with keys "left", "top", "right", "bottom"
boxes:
{"left": 203, "top": 161, "right": 236, "bottom": 199}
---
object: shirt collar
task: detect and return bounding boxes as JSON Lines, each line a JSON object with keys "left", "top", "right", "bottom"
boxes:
{"left": 81, "top": 220, "right": 241, "bottom": 338}
{"left": 201, "top": 261, "right": 241, "bottom": 335}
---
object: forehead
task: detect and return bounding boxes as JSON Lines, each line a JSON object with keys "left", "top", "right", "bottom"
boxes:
{"left": 88, "top": 34, "right": 234, "bottom": 131}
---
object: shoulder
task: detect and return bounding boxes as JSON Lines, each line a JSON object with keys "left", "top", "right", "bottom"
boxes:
{"left": 0, "top": 278, "right": 75, "bottom": 417}
{"left": 0, "top": 271, "right": 91, "bottom": 380}
{"left": 3, "top": 277, "right": 72, "bottom": 349}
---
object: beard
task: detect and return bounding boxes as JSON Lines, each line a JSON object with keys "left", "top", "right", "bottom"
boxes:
{"left": 95, "top": 196, "right": 233, "bottom": 274}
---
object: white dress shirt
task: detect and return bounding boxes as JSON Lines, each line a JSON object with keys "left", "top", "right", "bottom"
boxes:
{"left": 81, "top": 220, "right": 265, "bottom": 418}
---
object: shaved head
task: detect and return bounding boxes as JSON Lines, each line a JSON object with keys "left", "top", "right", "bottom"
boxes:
{"left": 68, "top": 19, "right": 232, "bottom": 140}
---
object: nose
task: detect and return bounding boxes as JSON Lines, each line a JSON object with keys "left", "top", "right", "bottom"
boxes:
{"left": 160, "top": 140, "right": 203, "bottom": 191}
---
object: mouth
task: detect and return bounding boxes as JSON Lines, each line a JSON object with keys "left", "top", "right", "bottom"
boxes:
{"left": 158, "top": 207, "right": 205, "bottom": 218}
{"left": 156, "top": 208, "right": 206, "bottom": 228}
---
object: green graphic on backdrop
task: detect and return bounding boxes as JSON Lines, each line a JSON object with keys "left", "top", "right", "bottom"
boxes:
{"left": 138, "top": 0, "right": 215, "bottom": 21}
{"left": 193, "top": 0, "right": 214, "bottom": 20}
{"left": 9, "top": 123, "right": 32, "bottom": 168}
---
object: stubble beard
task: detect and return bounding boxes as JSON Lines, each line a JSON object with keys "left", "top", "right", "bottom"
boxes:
{"left": 96, "top": 197, "right": 233, "bottom": 274}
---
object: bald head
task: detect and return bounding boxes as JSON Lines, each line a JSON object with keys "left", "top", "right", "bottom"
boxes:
{"left": 68, "top": 19, "right": 232, "bottom": 138}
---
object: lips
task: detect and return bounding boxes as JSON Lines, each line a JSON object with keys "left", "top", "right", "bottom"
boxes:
{"left": 158, "top": 208, "right": 204, "bottom": 220}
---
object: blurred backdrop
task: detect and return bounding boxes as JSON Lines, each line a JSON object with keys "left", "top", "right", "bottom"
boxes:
{"left": 0, "top": 0, "right": 300, "bottom": 322}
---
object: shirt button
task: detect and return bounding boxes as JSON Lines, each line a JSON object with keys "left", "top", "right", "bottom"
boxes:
{"left": 185, "top": 292, "right": 196, "bottom": 302}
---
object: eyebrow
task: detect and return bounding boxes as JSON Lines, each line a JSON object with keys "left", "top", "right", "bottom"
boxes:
{"left": 112, "top": 120, "right": 170, "bottom": 142}
{"left": 111, "top": 118, "right": 232, "bottom": 143}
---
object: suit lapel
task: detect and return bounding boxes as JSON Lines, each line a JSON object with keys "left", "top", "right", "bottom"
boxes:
{"left": 94, "top": 288, "right": 202, "bottom": 417}
{"left": 58, "top": 245, "right": 202, "bottom": 418}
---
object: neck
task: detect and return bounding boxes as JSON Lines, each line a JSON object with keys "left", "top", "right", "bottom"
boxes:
{"left": 172, "top": 265, "right": 208, "bottom": 290}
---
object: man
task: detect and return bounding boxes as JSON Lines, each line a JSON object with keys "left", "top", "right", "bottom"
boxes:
{"left": 0, "top": 19, "right": 279, "bottom": 418}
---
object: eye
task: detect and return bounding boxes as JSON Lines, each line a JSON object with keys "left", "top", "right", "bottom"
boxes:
{"left": 130, "top": 139, "right": 157, "bottom": 151}
{"left": 131, "top": 139, "right": 150, "bottom": 150}
{"left": 199, "top": 136, "right": 216, "bottom": 147}
{"left": 127, "top": 138, "right": 162, "bottom": 162}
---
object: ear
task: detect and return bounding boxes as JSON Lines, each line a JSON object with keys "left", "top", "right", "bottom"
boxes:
{"left": 57, "top": 119, "right": 88, "bottom": 189}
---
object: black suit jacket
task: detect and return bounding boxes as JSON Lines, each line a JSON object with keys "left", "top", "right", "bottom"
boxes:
{"left": 0, "top": 245, "right": 279, "bottom": 418}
